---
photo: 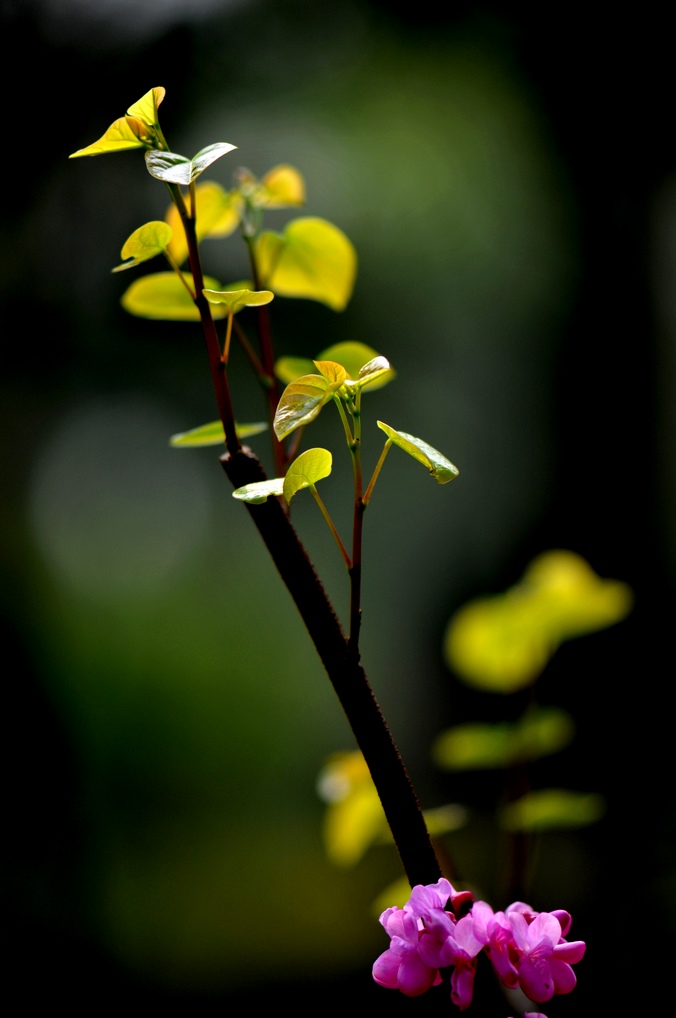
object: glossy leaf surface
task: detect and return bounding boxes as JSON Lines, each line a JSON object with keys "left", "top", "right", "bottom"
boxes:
{"left": 146, "top": 143, "right": 237, "bottom": 185}
{"left": 170, "top": 420, "right": 267, "bottom": 447}
{"left": 377, "top": 421, "right": 459, "bottom": 484}
{"left": 256, "top": 217, "right": 357, "bottom": 311}
{"left": 500, "top": 789, "right": 606, "bottom": 831}
{"left": 232, "top": 478, "right": 284, "bottom": 504}
{"left": 445, "top": 550, "right": 634, "bottom": 692}
{"left": 344, "top": 356, "right": 392, "bottom": 391}
{"left": 121, "top": 272, "right": 228, "bottom": 321}
{"left": 275, "top": 342, "right": 395, "bottom": 391}
{"left": 273, "top": 372, "right": 345, "bottom": 441}
{"left": 283, "top": 448, "right": 332, "bottom": 503}
{"left": 112, "top": 221, "right": 173, "bottom": 272}
{"left": 432, "top": 707, "right": 575, "bottom": 771}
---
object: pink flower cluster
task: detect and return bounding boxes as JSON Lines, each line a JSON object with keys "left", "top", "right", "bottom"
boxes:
{"left": 373, "top": 878, "right": 585, "bottom": 1013}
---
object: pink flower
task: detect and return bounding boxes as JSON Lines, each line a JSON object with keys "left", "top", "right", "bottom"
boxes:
{"left": 418, "top": 905, "right": 490, "bottom": 1010}
{"left": 372, "top": 906, "right": 441, "bottom": 996}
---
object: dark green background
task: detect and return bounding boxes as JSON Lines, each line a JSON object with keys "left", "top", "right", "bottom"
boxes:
{"left": 3, "top": 1, "right": 674, "bottom": 1014}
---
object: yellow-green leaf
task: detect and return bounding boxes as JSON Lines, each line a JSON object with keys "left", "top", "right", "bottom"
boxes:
{"left": 444, "top": 550, "right": 633, "bottom": 693}
{"left": 203, "top": 288, "right": 274, "bottom": 312}
{"left": 232, "top": 478, "right": 284, "bottom": 504}
{"left": 282, "top": 448, "right": 332, "bottom": 503}
{"left": 275, "top": 342, "right": 395, "bottom": 391}
{"left": 500, "top": 789, "right": 606, "bottom": 831}
{"left": 145, "top": 142, "right": 237, "bottom": 185}
{"left": 69, "top": 87, "right": 165, "bottom": 157}
{"left": 112, "top": 221, "right": 173, "bottom": 272}
{"left": 432, "top": 707, "right": 575, "bottom": 771}
{"left": 345, "top": 355, "right": 393, "bottom": 391}
{"left": 256, "top": 216, "right": 357, "bottom": 311}
{"left": 377, "top": 421, "right": 459, "bottom": 484}
{"left": 165, "top": 181, "right": 241, "bottom": 265}
{"left": 120, "top": 271, "right": 228, "bottom": 321}
{"left": 259, "top": 164, "right": 306, "bottom": 207}
{"left": 170, "top": 420, "right": 267, "bottom": 447}
{"left": 273, "top": 373, "right": 343, "bottom": 441}
{"left": 312, "top": 360, "right": 349, "bottom": 386}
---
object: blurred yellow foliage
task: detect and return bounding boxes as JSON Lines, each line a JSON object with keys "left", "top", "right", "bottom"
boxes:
{"left": 444, "top": 550, "right": 633, "bottom": 692}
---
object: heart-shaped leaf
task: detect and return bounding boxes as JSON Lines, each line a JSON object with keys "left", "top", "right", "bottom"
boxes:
{"left": 146, "top": 142, "right": 237, "bottom": 185}
{"left": 275, "top": 342, "right": 395, "bottom": 392}
{"left": 112, "top": 221, "right": 173, "bottom": 272}
{"left": 256, "top": 217, "right": 357, "bottom": 311}
{"left": 283, "top": 448, "right": 332, "bottom": 503}
{"left": 377, "top": 422, "right": 459, "bottom": 484}
{"left": 120, "top": 271, "right": 229, "bottom": 321}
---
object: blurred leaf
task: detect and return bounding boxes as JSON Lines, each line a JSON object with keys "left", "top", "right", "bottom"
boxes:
{"left": 317, "top": 751, "right": 387, "bottom": 867}
{"left": 165, "top": 181, "right": 242, "bottom": 265}
{"left": 445, "top": 550, "right": 634, "bottom": 692}
{"left": 69, "top": 87, "right": 165, "bottom": 157}
{"left": 259, "top": 164, "right": 306, "bottom": 208}
{"left": 256, "top": 217, "right": 357, "bottom": 311}
{"left": 432, "top": 707, "right": 575, "bottom": 771}
{"left": 120, "top": 271, "right": 228, "bottom": 321}
{"left": 500, "top": 789, "right": 606, "bottom": 831}
{"left": 283, "top": 448, "right": 332, "bottom": 504}
{"left": 371, "top": 876, "right": 413, "bottom": 917}
{"left": 112, "top": 221, "right": 173, "bottom": 272}
{"left": 203, "top": 288, "right": 274, "bottom": 312}
{"left": 146, "top": 143, "right": 237, "bottom": 185}
{"left": 170, "top": 420, "right": 267, "bottom": 447}
{"left": 274, "top": 372, "right": 344, "bottom": 441}
{"left": 377, "top": 421, "right": 459, "bottom": 484}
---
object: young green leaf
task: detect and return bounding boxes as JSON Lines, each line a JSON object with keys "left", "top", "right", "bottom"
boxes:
{"left": 432, "top": 707, "right": 575, "bottom": 771}
{"left": 145, "top": 142, "right": 237, "bottom": 185}
{"left": 112, "top": 221, "right": 174, "bottom": 272}
{"left": 203, "top": 288, "right": 274, "bottom": 312}
{"left": 256, "top": 217, "right": 357, "bottom": 311}
{"left": 273, "top": 373, "right": 345, "bottom": 440}
{"left": 69, "top": 87, "right": 165, "bottom": 157}
{"left": 170, "top": 420, "right": 267, "bottom": 447}
{"left": 232, "top": 478, "right": 284, "bottom": 504}
{"left": 282, "top": 448, "right": 333, "bottom": 503}
{"left": 121, "top": 272, "right": 229, "bottom": 321}
{"left": 313, "top": 361, "right": 349, "bottom": 386}
{"left": 376, "top": 422, "right": 459, "bottom": 484}
{"left": 275, "top": 342, "right": 395, "bottom": 391}
{"left": 344, "top": 356, "right": 393, "bottom": 392}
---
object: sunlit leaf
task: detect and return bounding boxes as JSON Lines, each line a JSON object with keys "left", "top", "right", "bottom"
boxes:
{"left": 232, "top": 478, "right": 284, "bottom": 504}
{"left": 500, "top": 789, "right": 606, "bottom": 831}
{"left": 273, "top": 373, "right": 344, "bottom": 441}
{"left": 317, "top": 751, "right": 387, "bottom": 867}
{"left": 126, "top": 86, "right": 165, "bottom": 126}
{"left": 69, "top": 87, "right": 165, "bottom": 157}
{"left": 444, "top": 550, "right": 634, "bottom": 693}
{"left": 377, "top": 421, "right": 459, "bottom": 484}
{"left": 432, "top": 707, "right": 575, "bottom": 771}
{"left": 259, "top": 164, "right": 306, "bottom": 207}
{"left": 112, "top": 221, "right": 173, "bottom": 272}
{"left": 120, "top": 271, "right": 229, "bottom": 321}
{"left": 256, "top": 216, "right": 357, "bottom": 311}
{"left": 170, "top": 420, "right": 267, "bottom": 447}
{"left": 312, "top": 360, "right": 349, "bottom": 386}
{"left": 146, "top": 142, "right": 237, "bottom": 185}
{"left": 203, "top": 288, "right": 274, "bottom": 312}
{"left": 275, "top": 342, "right": 395, "bottom": 391}
{"left": 345, "top": 356, "right": 393, "bottom": 391}
{"left": 165, "top": 181, "right": 242, "bottom": 265}
{"left": 283, "top": 448, "right": 332, "bottom": 503}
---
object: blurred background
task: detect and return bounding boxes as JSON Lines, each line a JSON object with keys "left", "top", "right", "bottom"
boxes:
{"left": 2, "top": 1, "right": 674, "bottom": 1014}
